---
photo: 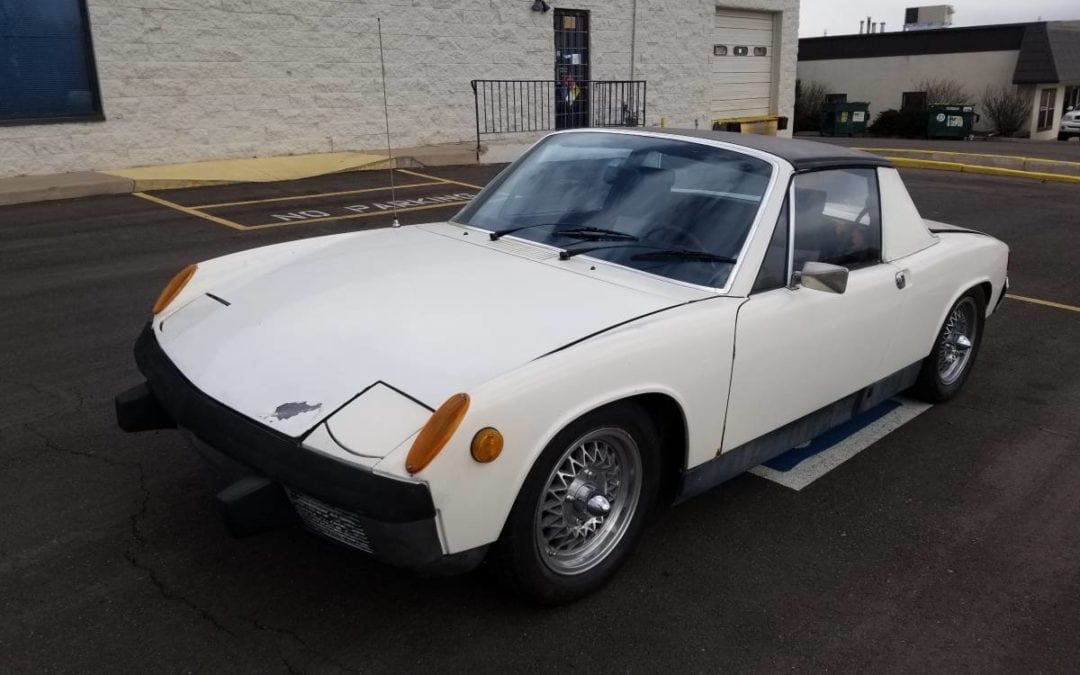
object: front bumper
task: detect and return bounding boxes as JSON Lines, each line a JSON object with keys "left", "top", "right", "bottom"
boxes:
{"left": 116, "top": 324, "right": 485, "bottom": 574}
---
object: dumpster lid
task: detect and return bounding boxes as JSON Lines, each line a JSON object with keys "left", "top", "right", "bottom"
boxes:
{"left": 640, "top": 128, "right": 892, "bottom": 171}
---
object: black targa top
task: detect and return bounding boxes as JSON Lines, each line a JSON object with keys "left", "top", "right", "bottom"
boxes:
{"left": 632, "top": 128, "right": 893, "bottom": 171}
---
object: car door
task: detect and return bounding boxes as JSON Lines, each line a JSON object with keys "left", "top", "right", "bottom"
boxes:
{"left": 722, "top": 168, "right": 907, "bottom": 452}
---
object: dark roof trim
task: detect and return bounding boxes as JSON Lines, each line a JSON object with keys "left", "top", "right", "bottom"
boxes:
{"left": 793, "top": 160, "right": 894, "bottom": 172}
{"left": 799, "top": 23, "right": 1028, "bottom": 61}
{"left": 639, "top": 128, "right": 893, "bottom": 170}
{"left": 1013, "top": 23, "right": 1058, "bottom": 83}
{"left": 1018, "top": 23, "right": 1080, "bottom": 83}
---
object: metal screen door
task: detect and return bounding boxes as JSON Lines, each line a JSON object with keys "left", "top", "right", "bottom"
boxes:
{"left": 554, "top": 9, "right": 590, "bottom": 129}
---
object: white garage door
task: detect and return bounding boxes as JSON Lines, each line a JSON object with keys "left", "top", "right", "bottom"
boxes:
{"left": 711, "top": 8, "right": 776, "bottom": 120}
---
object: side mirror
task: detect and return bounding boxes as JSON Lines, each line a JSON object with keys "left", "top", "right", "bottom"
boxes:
{"left": 796, "top": 261, "right": 849, "bottom": 294}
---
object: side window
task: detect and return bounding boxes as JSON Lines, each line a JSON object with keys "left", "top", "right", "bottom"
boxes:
{"left": 792, "top": 169, "right": 881, "bottom": 270}
{"left": 751, "top": 197, "right": 789, "bottom": 294}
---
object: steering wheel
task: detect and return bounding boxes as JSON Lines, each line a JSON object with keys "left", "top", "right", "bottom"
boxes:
{"left": 643, "top": 225, "right": 711, "bottom": 253}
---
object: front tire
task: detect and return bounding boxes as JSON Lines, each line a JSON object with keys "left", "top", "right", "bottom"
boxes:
{"left": 912, "top": 288, "right": 986, "bottom": 402}
{"left": 490, "top": 402, "right": 660, "bottom": 604}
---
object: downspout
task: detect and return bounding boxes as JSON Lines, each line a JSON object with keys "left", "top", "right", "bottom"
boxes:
{"left": 629, "top": 0, "right": 638, "bottom": 80}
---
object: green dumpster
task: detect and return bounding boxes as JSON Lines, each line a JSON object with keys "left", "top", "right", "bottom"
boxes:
{"left": 820, "top": 102, "right": 870, "bottom": 137}
{"left": 927, "top": 104, "right": 977, "bottom": 139}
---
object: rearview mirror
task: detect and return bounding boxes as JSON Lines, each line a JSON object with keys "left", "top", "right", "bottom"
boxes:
{"left": 796, "top": 261, "right": 849, "bottom": 294}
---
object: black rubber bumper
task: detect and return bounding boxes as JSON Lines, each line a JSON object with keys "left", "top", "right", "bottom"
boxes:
{"left": 117, "top": 324, "right": 484, "bottom": 574}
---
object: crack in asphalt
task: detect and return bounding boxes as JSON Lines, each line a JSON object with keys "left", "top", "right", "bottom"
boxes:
{"left": 22, "top": 423, "right": 239, "bottom": 639}
{"left": 2, "top": 381, "right": 86, "bottom": 432}
{"left": 21, "top": 423, "right": 361, "bottom": 673}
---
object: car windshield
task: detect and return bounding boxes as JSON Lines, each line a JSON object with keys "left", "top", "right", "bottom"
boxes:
{"left": 453, "top": 132, "right": 774, "bottom": 287}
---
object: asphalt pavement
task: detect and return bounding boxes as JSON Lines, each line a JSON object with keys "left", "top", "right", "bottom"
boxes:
{"left": 1, "top": 165, "right": 1078, "bottom": 673}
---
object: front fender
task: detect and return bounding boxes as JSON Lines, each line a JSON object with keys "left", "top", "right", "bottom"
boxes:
{"left": 375, "top": 297, "right": 742, "bottom": 554}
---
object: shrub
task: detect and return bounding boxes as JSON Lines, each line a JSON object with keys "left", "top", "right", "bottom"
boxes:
{"left": 913, "top": 77, "right": 971, "bottom": 105}
{"left": 868, "top": 108, "right": 926, "bottom": 138}
{"left": 981, "top": 85, "right": 1031, "bottom": 136}
{"left": 794, "top": 79, "right": 827, "bottom": 132}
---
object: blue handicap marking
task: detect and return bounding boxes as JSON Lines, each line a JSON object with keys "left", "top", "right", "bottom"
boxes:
{"left": 764, "top": 400, "right": 902, "bottom": 472}
{"left": 749, "top": 397, "right": 931, "bottom": 491}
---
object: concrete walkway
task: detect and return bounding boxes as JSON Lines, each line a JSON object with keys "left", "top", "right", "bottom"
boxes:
{"left": 0, "top": 142, "right": 477, "bottom": 207}
{"left": 102, "top": 151, "right": 390, "bottom": 191}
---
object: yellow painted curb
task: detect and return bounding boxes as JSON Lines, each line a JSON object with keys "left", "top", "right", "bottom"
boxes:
{"left": 105, "top": 152, "right": 391, "bottom": 191}
{"left": 884, "top": 156, "right": 1080, "bottom": 184}
{"left": 854, "top": 146, "right": 1080, "bottom": 167}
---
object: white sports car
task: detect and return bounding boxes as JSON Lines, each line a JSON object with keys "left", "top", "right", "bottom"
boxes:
{"left": 117, "top": 129, "right": 1009, "bottom": 603}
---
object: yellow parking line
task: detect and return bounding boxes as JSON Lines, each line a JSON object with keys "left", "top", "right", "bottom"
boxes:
{"left": 1007, "top": 294, "right": 1080, "bottom": 313}
{"left": 245, "top": 199, "right": 472, "bottom": 230}
{"left": 190, "top": 181, "right": 445, "bottom": 209}
{"left": 396, "top": 168, "right": 485, "bottom": 190}
{"left": 134, "top": 191, "right": 248, "bottom": 231}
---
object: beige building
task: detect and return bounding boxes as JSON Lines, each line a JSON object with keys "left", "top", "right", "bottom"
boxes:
{"left": 798, "top": 21, "right": 1080, "bottom": 140}
{"left": 0, "top": 0, "right": 800, "bottom": 179}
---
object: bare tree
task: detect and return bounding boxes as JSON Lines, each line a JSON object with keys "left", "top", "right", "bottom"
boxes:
{"left": 913, "top": 77, "right": 970, "bottom": 105}
{"left": 794, "top": 79, "right": 828, "bottom": 132}
{"left": 982, "top": 85, "right": 1032, "bottom": 136}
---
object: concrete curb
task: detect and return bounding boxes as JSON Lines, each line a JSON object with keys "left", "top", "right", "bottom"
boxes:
{"left": 883, "top": 156, "right": 1080, "bottom": 184}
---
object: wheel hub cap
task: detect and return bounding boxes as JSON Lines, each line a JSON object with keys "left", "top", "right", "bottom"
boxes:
{"left": 937, "top": 297, "right": 978, "bottom": 385}
{"left": 534, "top": 429, "right": 642, "bottom": 575}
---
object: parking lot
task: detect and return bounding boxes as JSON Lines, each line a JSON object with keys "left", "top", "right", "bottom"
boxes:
{"left": 1, "top": 165, "right": 1078, "bottom": 672}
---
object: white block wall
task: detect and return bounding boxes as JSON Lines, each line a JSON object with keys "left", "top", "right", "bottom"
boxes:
{"left": 797, "top": 51, "right": 1022, "bottom": 133}
{"left": 0, "top": 0, "right": 798, "bottom": 178}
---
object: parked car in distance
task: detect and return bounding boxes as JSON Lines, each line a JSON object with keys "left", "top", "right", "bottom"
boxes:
{"left": 116, "top": 129, "right": 1009, "bottom": 603}
{"left": 1060, "top": 106, "right": 1080, "bottom": 140}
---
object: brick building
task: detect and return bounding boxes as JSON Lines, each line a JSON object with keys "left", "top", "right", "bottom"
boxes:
{"left": 0, "top": 0, "right": 799, "bottom": 178}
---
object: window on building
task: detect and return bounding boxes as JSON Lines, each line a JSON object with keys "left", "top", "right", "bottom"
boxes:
{"left": 901, "top": 91, "right": 928, "bottom": 111}
{"left": 1037, "top": 88, "right": 1056, "bottom": 131}
{"left": 0, "top": 0, "right": 103, "bottom": 124}
{"left": 1066, "top": 86, "right": 1080, "bottom": 112}
{"left": 825, "top": 93, "right": 848, "bottom": 103}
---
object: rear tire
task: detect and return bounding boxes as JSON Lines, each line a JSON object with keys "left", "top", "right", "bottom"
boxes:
{"left": 912, "top": 288, "right": 986, "bottom": 403}
{"left": 489, "top": 402, "right": 660, "bottom": 604}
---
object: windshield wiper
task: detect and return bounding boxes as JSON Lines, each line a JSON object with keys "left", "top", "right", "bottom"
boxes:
{"left": 551, "top": 227, "right": 638, "bottom": 241}
{"left": 630, "top": 248, "right": 737, "bottom": 263}
{"left": 489, "top": 223, "right": 636, "bottom": 242}
{"left": 558, "top": 243, "right": 736, "bottom": 264}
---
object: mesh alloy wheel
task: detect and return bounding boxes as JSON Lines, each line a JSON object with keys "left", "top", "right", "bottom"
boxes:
{"left": 533, "top": 428, "right": 643, "bottom": 575}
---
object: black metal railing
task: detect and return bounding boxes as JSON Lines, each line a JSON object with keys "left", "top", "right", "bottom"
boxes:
{"left": 470, "top": 79, "right": 647, "bottom": 158}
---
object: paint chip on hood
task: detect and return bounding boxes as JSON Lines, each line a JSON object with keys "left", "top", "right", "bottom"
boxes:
{"left": 271, "top": 401, "right": 322, "bottom": 421}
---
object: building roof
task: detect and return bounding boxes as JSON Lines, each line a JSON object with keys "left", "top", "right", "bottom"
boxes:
{"left": 799, "top": 23, "right": 1028, "bottom": 61}
{"left": 1015, "top": 21, "right": 1080, "bottom": 83}
{"left": 799, "top": 21, "right": 1080, "bottom": 84}
{"left": 640, "top": 128, "right": 893, "bottom": 171}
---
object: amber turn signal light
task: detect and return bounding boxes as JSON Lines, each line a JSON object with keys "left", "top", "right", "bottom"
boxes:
{"left": 153, "top": 264, "right": 197, "bottom": 315}
{"left": 406, "top": 393, "right": 470, "bottom": 474}
{"left": 470, "top": 427, "right": 503, "bottom": 464}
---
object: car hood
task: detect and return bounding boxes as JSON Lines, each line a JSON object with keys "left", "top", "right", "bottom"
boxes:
{"left": 155, "top": 224, "right": 693, "bottom": 437}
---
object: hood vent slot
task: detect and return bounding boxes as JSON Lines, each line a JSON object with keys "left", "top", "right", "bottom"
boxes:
{"left": 489, "top": 238, "right": 560, "bottom": 261}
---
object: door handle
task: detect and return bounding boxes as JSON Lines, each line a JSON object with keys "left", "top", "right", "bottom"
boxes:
{"left": 895, "top": 271, "right": 907, "bottom": 290}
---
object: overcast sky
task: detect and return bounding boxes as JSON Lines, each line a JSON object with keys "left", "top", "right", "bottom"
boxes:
{"left": 799, "top": 0, "right": 1079, "bottom": 37}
